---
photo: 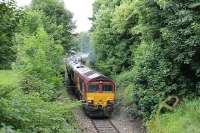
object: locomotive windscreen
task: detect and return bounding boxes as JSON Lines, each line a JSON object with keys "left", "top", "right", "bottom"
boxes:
{"left": 88, "top": 84, "right": 99, "bottom": 92}
{"left": 103, "top": 85, "right": 112, "bottom": 92}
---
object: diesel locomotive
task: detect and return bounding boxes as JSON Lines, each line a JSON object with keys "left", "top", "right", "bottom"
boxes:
{"left": 65, "top": 55, "right": 115, "bottom": 117}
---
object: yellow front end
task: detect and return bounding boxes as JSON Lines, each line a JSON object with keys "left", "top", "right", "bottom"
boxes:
{"left": 87, "top": 92, "right": 115, "bottom": 108}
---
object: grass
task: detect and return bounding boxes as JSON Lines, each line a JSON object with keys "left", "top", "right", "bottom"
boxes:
{"left": 147, "top": 99, "right": 200, "bottom": 133}
{"left": 0, "top": 70, "right": 22, "bottom": 87}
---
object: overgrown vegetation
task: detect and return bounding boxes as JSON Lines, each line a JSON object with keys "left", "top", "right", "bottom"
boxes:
{"left": 0, "top": 0, "right": 20, "bottom": 69}
{"left": 14, "top": 10, "right": 64, "bottom": 101}
{"left": 147, "top": 99, "right": 200, "bottom": 133}
{"left": 91, "top": 0, "right": 200, "bottom": 130}
{"left": 0, "top": 71, "right": 78, "bottom": 132}
{"left": 0, "top": 0, "right": 79, "bottom": 132}
{"left": 1, "top": 0, "right": 200, "bottom": 131}
{"left": 31, "top": 0, "right": 75, "bottom": 52}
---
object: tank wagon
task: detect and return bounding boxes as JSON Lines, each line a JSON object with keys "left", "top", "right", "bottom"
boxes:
{"left": 66, "top": 56, "right": 115, "bottom": 117}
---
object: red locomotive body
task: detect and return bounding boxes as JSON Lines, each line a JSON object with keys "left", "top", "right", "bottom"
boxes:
{"left": 66, "top": 56, "right": 116, "bottom": 117}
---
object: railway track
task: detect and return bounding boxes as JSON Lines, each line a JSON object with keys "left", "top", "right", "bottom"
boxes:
{"left": 92, "top": 119, "right": 120, "bottom": 133}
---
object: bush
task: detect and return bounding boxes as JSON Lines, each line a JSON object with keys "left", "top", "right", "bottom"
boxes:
{"left": 114, "top": 71, "right": 135, "bottom": 114}
{"left": 130, "top": 41, "right": 176, "bottom": 119}
{"left": 115, "top": 71, "right": 134, "bottom": 104}
{"left": 147, "top": 99, "right": 200, "bottom": 133}
{"left": 0, "top": 89, "right": 78, "bottom": 133}
{"left": 0, "top": 0, "right": 20, "bottom": 69}
{"left": 0, "top": 70, "right": 79, "bottom": 133}
{"left": 0, "top": 70, "right": 22, "bottom": 87}
{"left": 92, "top": 0, "right": 200, "bottom": 120}
{"left": 0, "top": 1, "right": 79, "bottom": 132}
{"left": 14, "top": 10, "right": 64, "bottom": 101}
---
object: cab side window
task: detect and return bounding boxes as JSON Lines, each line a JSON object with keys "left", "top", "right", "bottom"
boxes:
{"left": 80, "top": 79, "right": 83, "bottom": 91}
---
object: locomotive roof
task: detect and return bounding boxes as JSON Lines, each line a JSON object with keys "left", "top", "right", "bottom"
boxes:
{"left": 67, "top": 57, "right": 111, "bottom": 82}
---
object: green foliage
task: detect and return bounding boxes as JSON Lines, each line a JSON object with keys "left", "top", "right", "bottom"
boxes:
{"left": 92, "top": 0, "right": 200, "bottom": 121}
{"left": 0, "top": 70, "right": 22, "bottom": 99}
{"left": 0, "top": 1, "right": 79, "bottom": 132}
{"left": 130, "top": 41, "right": 175, "bottom": 118}
{"left": 31, "top": 0, "right": 75, "bottom": 51}
{"left": 115, "top": 70, "right": 134, "bottom": 90}
{"left": 0, "top": 10, "right": 77, "bottom": 133}
{"left": 0, "top": 90, "right": 77, "bottom": 133}
{"left": 129, "top": 0, "right": 200, "bottom": 119}
{"left": 0, "top": 0, "right": 21, "bottom": 69}
{"left": 147, "top": 99, "right": 200, "bottom": 133}
{"left": 92, "top": 0, "right": 139, "bottom": 75}
{"left": 0, "top": 73, "right": 78, "bottom": 132}
{"left": 0, "top": 70, "right": 22, "bottom": 87}
{"left": 114, "top": 71, "right": 135, "bottom": 114}
{"left": 14, "top": 10, "right": 64, "bottom": 100}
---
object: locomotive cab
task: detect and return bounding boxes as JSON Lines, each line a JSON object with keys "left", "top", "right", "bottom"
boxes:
{"left": 83, "top": 77, "right": 115, "bottom": 117}
{"left": 86, "top": 81, "right": 115, "bottom": 110}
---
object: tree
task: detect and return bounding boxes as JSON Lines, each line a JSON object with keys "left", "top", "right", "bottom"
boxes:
{"left": 92, "top": 0, "right": 200, "bottom": 120}
{"left": 31, "top": 0, "right": 75, "bottom": 52}
{"left": 92, "top": 0, "right": 139, "bottom": 75}
{"left": 0, "top": 0, "right": 20, "bottom": 69}
{"left": 0, "top": 1, "right": 78, "bottom": 132}
{"left": 14, "top": 10, "right": 64, "bottom": 100}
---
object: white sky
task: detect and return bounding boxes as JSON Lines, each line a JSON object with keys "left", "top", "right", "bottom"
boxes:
{"left": 16, "top": 0, "right": 94, "bottom": 33}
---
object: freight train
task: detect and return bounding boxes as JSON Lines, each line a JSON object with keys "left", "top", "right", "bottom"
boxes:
{"left": 65, "top": 55, "right": 116, "bottom": 117}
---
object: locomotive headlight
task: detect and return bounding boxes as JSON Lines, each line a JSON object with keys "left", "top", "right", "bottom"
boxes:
{"left": 87, "top": 100, "right": 93, "bottom": 104}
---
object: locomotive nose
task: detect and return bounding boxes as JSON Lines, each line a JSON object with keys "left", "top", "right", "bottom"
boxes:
{"left": 87, "top": 93, "right": 114, "bottom": 107}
